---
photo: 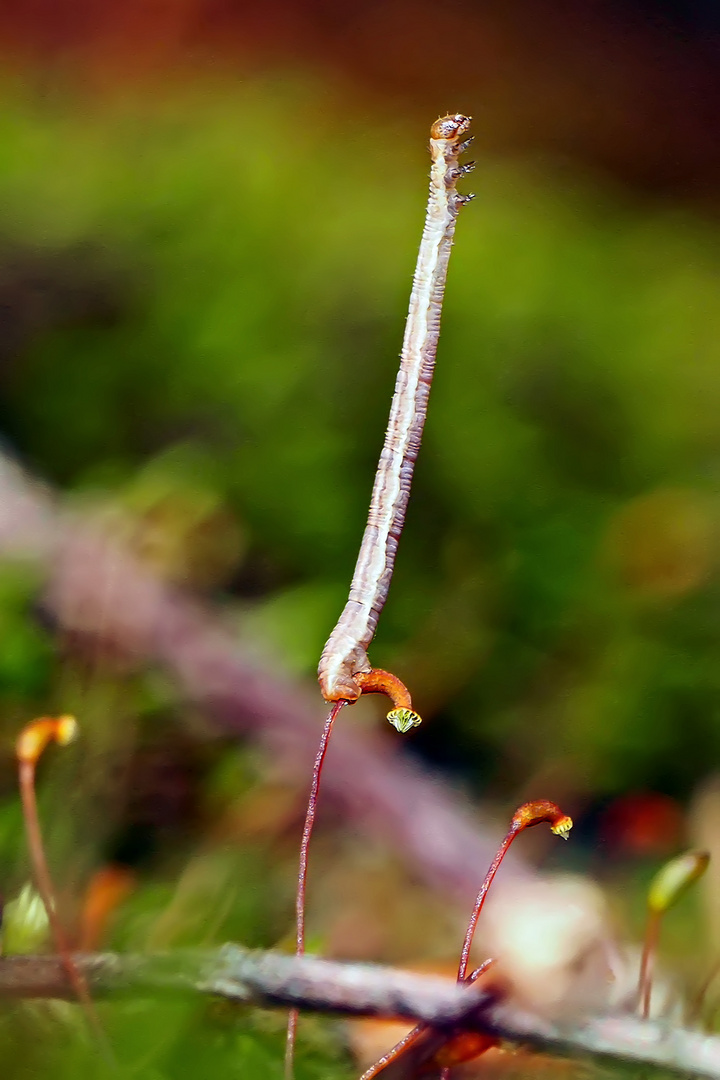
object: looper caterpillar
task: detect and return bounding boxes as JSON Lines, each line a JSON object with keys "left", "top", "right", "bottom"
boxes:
{"left": 317, "top": 113, "right": 473, "bottom": 707}
{"left": 286, "top": 114, "right": 473, "bottom": 1079}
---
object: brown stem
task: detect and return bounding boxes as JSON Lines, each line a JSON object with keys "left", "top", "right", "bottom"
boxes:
{"left": 639, "top": 909, "right": 661, "bottom": 1020}
{"left": 358, "top": 1021, "right": 426, "bottom": 1080}
{"left": 286, "top": 669, "right": 417, "bottom": 1077}
{"left": 689, "top": 959, "right": 720, "bottom": 1024}
{"left": 18, "top": 758, "right": 115, "bottom": 1064}
{"left": 457, "top": 832, "right": 515, "bottom": 985}
{"left": 5, "top": 949, "right": 720, "bottom": 1079}
{"left": 285, "top": 699, "right": 346, "bottom": 1079}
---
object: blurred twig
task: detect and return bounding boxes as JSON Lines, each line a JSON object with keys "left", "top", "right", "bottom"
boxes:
{"left": 0, "top": 946, "right": 719, "bottom": 1079}
{"left": 0, "top": 451, "right": 532, "bottom": 902}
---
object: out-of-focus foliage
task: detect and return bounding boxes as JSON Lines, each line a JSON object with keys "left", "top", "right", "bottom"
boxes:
{"left": 2, "top": 883, "right": 49, "bottom": 954}
{"left": 0, "top": 79, "right": 718, "bottom": 796}
{"left": 0, "top": 995, "right": 353, "bottom": 1080}
{"left": 0, "top": 75, "right": 718, "bottom": 1073}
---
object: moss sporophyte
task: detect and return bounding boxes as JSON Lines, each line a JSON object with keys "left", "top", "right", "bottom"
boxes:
{"left": 360, "top": 801, "right": 573, "bottom": 1079}
{"left": 16, "top": 716, "right": 116, "bottom": 1064}
{"left": 286, "top": 114, "right": 474, "bottom": 1078}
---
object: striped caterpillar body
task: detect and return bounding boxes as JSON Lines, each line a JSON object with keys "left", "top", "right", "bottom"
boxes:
{"left": 318, "top": 114, "right": 473, "bottom": 704}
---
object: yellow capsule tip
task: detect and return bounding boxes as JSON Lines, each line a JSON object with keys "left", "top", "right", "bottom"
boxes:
{"left": 387, "top": 708, "right": 422, "bottom": 734}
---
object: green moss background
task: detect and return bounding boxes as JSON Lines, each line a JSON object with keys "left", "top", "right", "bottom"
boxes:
{"left": 0, "top": 76, "right": 718, "bottom": 1074}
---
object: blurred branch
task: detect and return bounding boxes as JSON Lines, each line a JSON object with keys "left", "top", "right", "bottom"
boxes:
{"left": 0, "top": 452, "right": 532, "bottom": 903}
{"left": 0, "top": 945, "right": 485, "bottom": 1021}
{"left": 0, "top": 946, "right": 719, "bottom": 1079}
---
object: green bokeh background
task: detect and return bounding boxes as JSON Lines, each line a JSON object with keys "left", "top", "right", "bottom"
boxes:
{"left": 0, "top": 74, "right": 718, "bottom": 1074}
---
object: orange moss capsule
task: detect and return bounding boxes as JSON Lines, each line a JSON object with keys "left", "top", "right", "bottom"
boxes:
{"left": 354, "top": 669, "right": 422, "bottom": 733}
{"left": 512, "top": 800, "right": 573, "bottom": 839}
{"left": 16, "top": 715, "right": 77, "bottom": 766}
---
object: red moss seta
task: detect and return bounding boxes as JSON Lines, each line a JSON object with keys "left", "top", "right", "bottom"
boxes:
{"left": 354, "top": 669, "right": 413, "bottom": 709}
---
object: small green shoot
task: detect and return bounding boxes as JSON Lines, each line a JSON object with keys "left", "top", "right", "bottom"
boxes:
{"left": 638, "top": 849, "right": 710, "bottom": 1019}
